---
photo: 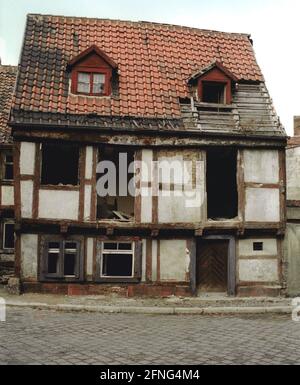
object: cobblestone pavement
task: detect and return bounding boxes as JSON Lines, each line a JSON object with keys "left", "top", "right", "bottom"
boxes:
{"left": 0, "top": 307, "right": 300, "bottom": 365}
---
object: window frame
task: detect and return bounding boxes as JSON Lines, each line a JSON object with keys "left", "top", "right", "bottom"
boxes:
{"left": 71, "top": 67, "right": 112, "bottom": 96}
{"left": 2, "top": 220, "right": 15, "bottom": 252}
{"left": 1, "top": 150, "right": 14, "bottom": 182}
{"left": 96, "top": 239, "right": 142, "bottom": 283}
{"left": 201, "top": 81, "right": 227, "bottom": 104}
{"left": 40, "top": 143, "right": 80, "bottom": 187}
{"left": 40, "top": 236, "right": 84, "bottom": 282}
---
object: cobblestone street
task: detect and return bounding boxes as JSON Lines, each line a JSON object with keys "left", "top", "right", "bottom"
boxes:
{"left": 0, "top": 307, "right": 300, "bottom": 365}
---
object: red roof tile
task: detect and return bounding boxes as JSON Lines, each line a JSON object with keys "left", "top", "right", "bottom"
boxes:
{"left": 13, "top": 14, "right": 264, "bottom": 120}
{"left": 0, "top": 65, "right": 17, "bottom": 143}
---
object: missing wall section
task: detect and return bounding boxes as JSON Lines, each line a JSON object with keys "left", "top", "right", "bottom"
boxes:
{"left": 97, "top": 146, "right": 135, "bottom": 221}
{"left": 41, "top": 143, "right": 79, "bottom": 186}
{"left": 206, "top": 147, "right": 238, "bottom": 220}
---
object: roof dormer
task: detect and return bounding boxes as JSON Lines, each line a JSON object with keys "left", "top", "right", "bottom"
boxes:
{"left": 188, "top": 61, "right": 238, "bottom": 105}
{"left": 68, "top": 45, "right": 118, "bottom": 97}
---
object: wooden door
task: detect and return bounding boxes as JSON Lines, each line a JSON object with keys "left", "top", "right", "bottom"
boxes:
{"left": 197, "top": 240, "right": 229, "bottom": 292}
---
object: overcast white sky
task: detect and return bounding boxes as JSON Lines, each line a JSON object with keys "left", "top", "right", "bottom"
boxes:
{"left": 0, "top": 0, "right": 298, "bottom": 135}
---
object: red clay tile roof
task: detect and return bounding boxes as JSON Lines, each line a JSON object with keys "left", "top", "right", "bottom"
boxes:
{"left": 12, "top": 14, "right": 264, "bottom": 120}
{"left": 0, "top": 65, "right": 17, "bottom": 144}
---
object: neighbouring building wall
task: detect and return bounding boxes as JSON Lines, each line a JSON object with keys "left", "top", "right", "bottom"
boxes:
{"left": 284, "top": 223, "right": 300, "bottom": 296}
{"left": 285, "top": 127, "right": 300, "bottom": 296}
{"left": 287, "top": 146, "right": 300, "bottom": 201}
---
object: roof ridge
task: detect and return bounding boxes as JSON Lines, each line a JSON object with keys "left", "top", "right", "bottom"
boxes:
{"left": 26, "top": 13, "right": 252, "bottom": 39}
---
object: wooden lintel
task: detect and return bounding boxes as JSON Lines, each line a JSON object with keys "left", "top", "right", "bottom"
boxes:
{"left": 106, "top": 228, "right": 114, "bottom": 236}
{"left": 237, "top": 226, "right": 245, "bottom": 236}
{"left": 195, "top": 228, "right": 204, "bottom": 237}
{"left": 151, "top": 229, "right": 159, "bottom": 238}
{"left": 60, "top": 223, "right": 69, "bottom": 234}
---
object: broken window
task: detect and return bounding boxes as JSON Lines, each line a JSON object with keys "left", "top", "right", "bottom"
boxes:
{"left": 40, "top": 238, "right": 83, "bottom": 281}
{"left": 206, "top": 148, "right": 238, "bottom": 220}
{"left": 202, "top": 81, "right": 226, "bottom": 104}
{"left": 96, "top": 240, "right": 142, "bottom": 283}
{"left": 41, "top": 143, "right": 79, "bottom": 186}
{"left": 101, "top": 242, "right": 134, "bottom": 278}
{"left": 1, "top": 151, "right": 13, "bottom": 181}
{"left": 77, "top": 72, "right": 106, "bottom": 95}
{"left": 97, "top": 146, "right": 135, "bottom": 221}
{"left": 2, "top": 221, "right": 14, "bottom": 250}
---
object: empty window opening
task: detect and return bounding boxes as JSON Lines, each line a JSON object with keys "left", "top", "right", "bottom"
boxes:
{"left": 206, "top": 148, "right": 238, "bottom": 220}
{"left": 202, "top": 82, "right": 226, "bottom": 104}
{"left": 3, "top": 222, "right": 14, "bottom": 250}
{"left": 253, "top": 242, "right": 264, "bottom": 251}
{"left": 41, "top": 143, "right": 79, "bottom": 186}
{"left": 97, "top": 146, "right": 135, "bottom": 221}
{"left": 101, "top": 242, "right": 134, "bottom": 278}
{"left": 2, "top": 152, "right": 13, "bottom": 181}
{"left": 42, "top": 240, "right": 81, "bottom": 280}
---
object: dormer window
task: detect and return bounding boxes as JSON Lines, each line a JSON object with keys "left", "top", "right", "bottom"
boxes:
{"left": 202, "top": 81, "right": 226, "bottom": 104}
{"left": 77, "top": 71, "right": 108, "bottom": 96}
{"left": 68, "top": 45, "right": 118, "bottom": 97}
{"left": 188, "top": 61, "right": 238, "bottom": 105}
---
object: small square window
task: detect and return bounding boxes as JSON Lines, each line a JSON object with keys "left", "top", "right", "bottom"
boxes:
{"left": 253, "top": 242, "right": 264, "bottom": 251}
{"left": 76, "top": 72, "right": 107, "bottom": 95}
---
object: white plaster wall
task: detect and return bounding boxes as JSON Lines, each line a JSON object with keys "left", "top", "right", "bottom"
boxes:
{"left": 141, "top": 188, "right": 152, "bottom": 223}
{"left": 239, "top": 259, "right": 279, "bottom": 282}
{"left": 85, "top": 146, "right": 94, "bottom": 180}
{"left": 157, "top": 151, "right": 204, "bottom": 223}
{"left": 21, "top": 180, "right": 33, "bottom": 218}
{"left": 21, "top": 234, "right": 38, "bottom": 280}
{"left": 245, "top": 188, "right": 280, "bottom": 222}
{"left": 38, "top": 190, "right": 79, "bottom": 220}
{"left": 140, "top": 149, "right": 153, "bottom": 223}
{"left": 160, "top": 240, "right": 189, "bottom": 282}
{"left": 84, "top": 185, "right": 92, "bottom": 221}
{"left": 86, "top": 238, "right": 94, "bottom": 279}
{"left": 1, "top": 185, "right": 14, "bottom": 206}
{"left": 239, "top": 238, "right": 278, "bottom": 256}
{"left": 20, "top": 142, "right": 36, "bottom": 175}
{"left": 244, "top": 149, "right": 279, "bottom": 184}
{"left": 286, "top": 147, "right": 300, "bottom": 200}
